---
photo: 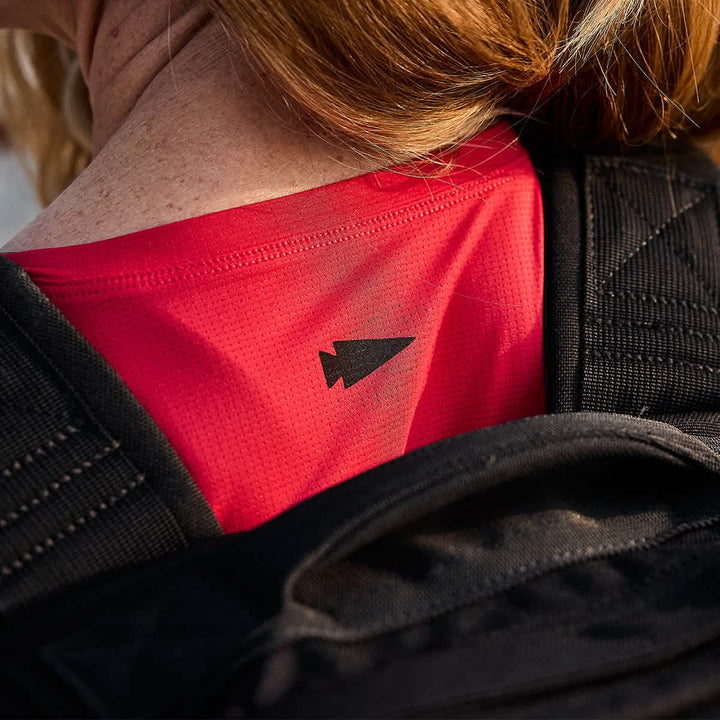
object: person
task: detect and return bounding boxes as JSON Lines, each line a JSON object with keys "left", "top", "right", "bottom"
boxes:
{"left": 0, "top": 0, "right": 718, "bottom": 535}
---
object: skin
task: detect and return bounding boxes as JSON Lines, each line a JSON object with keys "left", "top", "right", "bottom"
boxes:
{"left": 1, "top": 0, "right": 374, "bottom": 252}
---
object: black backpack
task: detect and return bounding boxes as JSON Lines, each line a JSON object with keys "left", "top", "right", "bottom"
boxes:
{"left": 0, "top": 142, "right": 719, "bottom": 717}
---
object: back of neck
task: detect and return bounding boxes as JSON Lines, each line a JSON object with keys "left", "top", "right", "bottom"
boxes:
{"left": 4, "top": 4, "right": 374, "bottom": 253}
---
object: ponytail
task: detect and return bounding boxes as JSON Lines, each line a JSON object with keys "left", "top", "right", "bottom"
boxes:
{"left": 2, "top": 0, "right": 720, "bottom": 205}
{"left": 211, "top": 0, "right": 720, "bottom": 161}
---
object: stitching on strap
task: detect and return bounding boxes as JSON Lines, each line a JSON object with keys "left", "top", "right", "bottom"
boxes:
{"left": 600, "top": 290, "right": 720, "bottom": 317}
{"left": 0, "top": 473, "right": 146, "bottom": 579}
{"left": 477, "top": 541, "right": 720, "bottom": 644}
{"left": 0, "top": 423, "right": 81, "bottom": 480}
{"left": 598, "top": 177, "right": 708, "bottom": 288}
{"left": 288, "top": 427, "right": 708, "bottom": 599}
{"left": 288, "top": 515, "right": 720, "bottom": 640}
{"left": 587, "top": 318, "right": 720, "bottom": 343}
{"left": 592, "top": 157, "right": 716, "bottom": 189}
{"left": 589, "top": 350, "right": 720, "bottom": 375}
{"left": 0, "top": 440, "right": 120, "bottom": 530}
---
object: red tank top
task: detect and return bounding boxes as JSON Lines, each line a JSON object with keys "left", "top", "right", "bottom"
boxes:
{"left": 4, "top": 123, "right": 546, "bottom": 532}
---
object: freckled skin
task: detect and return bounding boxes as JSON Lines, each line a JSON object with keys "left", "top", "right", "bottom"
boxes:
{"left": 1, "top": 0, "right": 375, "bottom": 253}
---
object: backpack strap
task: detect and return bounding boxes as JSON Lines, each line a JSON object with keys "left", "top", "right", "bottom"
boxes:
{"left": 540, "top": 144, "right": 720, "bottom": 445}
{"left": 2, "top": 411, "right": 719, "bottom": 717}
{"left": 0, "top": 256, "right": 222, "bottom": 613}
{"left": 2, "top": 145, "right": 720, "bottom": 716}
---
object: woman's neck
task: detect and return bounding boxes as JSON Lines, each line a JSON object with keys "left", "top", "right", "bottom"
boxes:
{"left": 4, "top": 2, "right": 373, "bottom": 253}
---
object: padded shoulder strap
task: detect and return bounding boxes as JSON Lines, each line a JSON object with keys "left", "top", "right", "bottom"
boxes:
{"left": 0, "top": 256, "right": 222, "bottom": 614}
{"left": 539, "top": 144, "right": 720, "bottom": 440}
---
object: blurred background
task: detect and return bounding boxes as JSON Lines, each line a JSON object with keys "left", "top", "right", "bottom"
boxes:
{"left": 0, "top": 131, "right": 40, "bottom": 248}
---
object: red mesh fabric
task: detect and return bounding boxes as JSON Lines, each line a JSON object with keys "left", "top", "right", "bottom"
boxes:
{"left": 5, "top": 123, "right": 546, "bottom": 532}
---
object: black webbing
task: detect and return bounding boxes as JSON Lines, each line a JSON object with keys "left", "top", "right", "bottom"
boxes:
{"left": 541, "top": 146, "right": 720, "bottom": 437}
{"left": 0, "top": 256, "right": 222, "bottom": 614}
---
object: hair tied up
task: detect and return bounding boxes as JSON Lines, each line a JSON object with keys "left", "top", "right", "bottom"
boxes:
{"left": 2, "top": 0, "right": 720, "bottom": 205}
{"left": 212, "top": 0, "right": 720, "bottom": 161}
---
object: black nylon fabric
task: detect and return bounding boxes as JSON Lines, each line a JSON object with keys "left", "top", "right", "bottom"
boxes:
{"left": 0, "top": 256, "right": 221, "bottom": 614}
{"left": 542, "top": 145, "right": 720, "bottom": 428}
{"left": 0, "top": 146, "right": 720, "bottom": 718}
{"left": 0, "top": 413, "right": 719, "bottom": 718}
{"left": 536, "top": 151, "right": 586, "bottom": 413}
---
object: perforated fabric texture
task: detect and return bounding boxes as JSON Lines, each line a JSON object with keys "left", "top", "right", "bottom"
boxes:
{"left": 4, "top": 123, "right": 545, "bottom": 532}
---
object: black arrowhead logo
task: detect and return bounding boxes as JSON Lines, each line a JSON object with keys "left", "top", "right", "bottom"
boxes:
{"left": 319, "top": 338, "right": 415, "bottom": 389}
